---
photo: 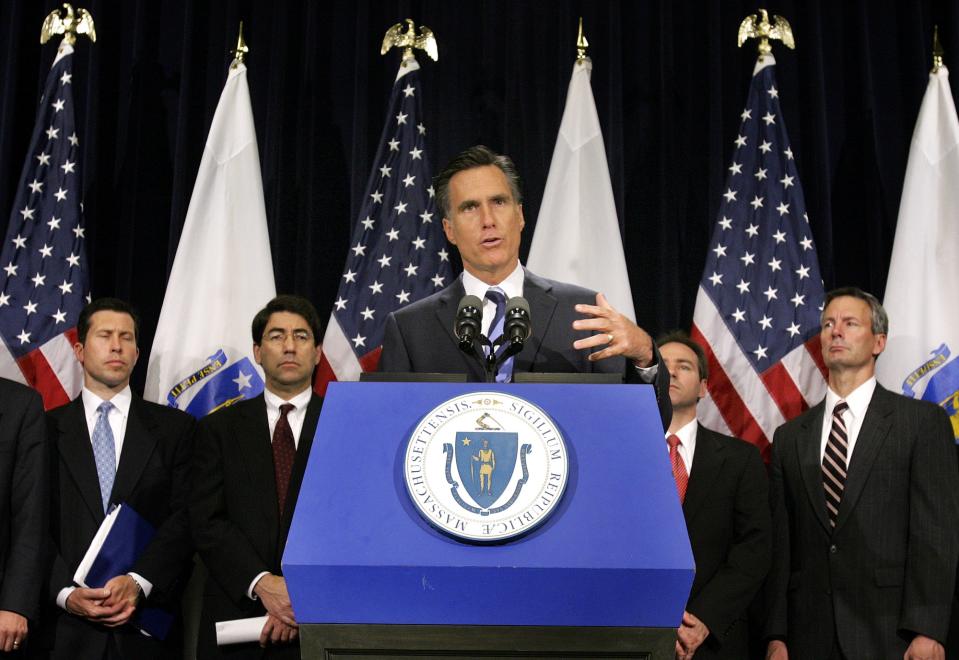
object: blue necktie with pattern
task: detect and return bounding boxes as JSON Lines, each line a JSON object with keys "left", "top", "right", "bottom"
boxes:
{"left": 91, "top": 401, "right": 117, "bottom": 514}
{"left": 485, "top": 287, "right": 513, "bottom": 383}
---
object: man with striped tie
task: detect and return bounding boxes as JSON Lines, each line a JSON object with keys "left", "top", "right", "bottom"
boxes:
{"left": 765, "top": 287, "right": 959, "bottom": 660}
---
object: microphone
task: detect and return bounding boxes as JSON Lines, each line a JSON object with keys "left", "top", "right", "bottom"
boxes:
{"left": 454, "top": 295, "right": 484, "bottom": 352}
{"left": 503, "top": 296, "right": 531, "bottom": 347}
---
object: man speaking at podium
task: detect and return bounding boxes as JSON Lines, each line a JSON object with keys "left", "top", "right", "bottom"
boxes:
{"left": 380, "top": 145, "right": 671, "bottom": 428}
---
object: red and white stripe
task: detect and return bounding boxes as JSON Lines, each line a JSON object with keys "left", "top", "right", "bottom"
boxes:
{"left": 0, "top": 329, "right": 81, "bottom": 409}
{"left": 692, "top": 288, "right": 826, "bottom": 460}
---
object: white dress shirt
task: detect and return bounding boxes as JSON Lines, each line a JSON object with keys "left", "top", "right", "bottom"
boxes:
{"left": 666, "top": 417, "right": 698, "bottom": 475}
{"left": 264, "top": 387, "right": 313, "bottom": 449}
{"left": 819, "top": 377, "right": 877, "bottom": 465}
{"left": 461, "top": 260, "right": 525, "bottom": 338}
{"left": 58, "top": 386, "right": 153, "bottom": 609}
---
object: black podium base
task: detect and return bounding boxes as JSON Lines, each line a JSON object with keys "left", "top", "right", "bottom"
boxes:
{"left": 300, "top": 623, "right": 675, "bottom": 659}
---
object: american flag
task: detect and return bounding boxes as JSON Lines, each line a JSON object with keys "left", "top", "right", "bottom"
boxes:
{"left": 692, "top": 55, "right": 827, "bottom": 460}
{"left": 315, "top": 57, "right": 452, "bottom": 393}
{"left": 0, "top": 41, "right": 89, "bottom": 409}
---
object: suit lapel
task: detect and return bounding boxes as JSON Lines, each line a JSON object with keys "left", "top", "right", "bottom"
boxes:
{"left": 682, "top": 425, "right": 725, "bottom": 521}
{"left": 834, "top": 385, "right": 893, "bottom": 532}
{"left": 111, "top": 396, "right": 157, "bottom": 506}
{"left": 236, "top": 396, "right": 280, "bottom": 537}
{"left": 434, "top": 277, "right": 485, "bottom": 381}
{"left": 57, "top": 398, "right": 105, "bottom": 521}
{"left": 797, "top": 401, "right": 831, "bottom": 533}
{"left": 514, "top": 270, "right": 557, "bottom": 373}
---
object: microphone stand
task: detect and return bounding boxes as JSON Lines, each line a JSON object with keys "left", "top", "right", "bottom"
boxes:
{"left": 460, "top": 334, "right": 525, "bottom": 383}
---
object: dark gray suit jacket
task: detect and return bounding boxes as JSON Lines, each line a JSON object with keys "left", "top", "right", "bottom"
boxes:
{"left": 42, "top": 395, "right": 196, "bottom": 660}
{"left": 0, "top": 378, "right": 46, "bottom": 624}
{"left": 765, "top": 384, "right": 959, "bottom": 658}
{"left": 380, "top": 269, "right": 671, "bottom": 428}
{"left": 682, "top": 425, "right": 770, "bottom": 659}
{"left": 190, "top": 392, "right": 323, "bottom": 660}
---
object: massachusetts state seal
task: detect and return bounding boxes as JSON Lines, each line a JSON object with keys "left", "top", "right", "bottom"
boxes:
{"left": 404, "top": 392, "right": 569, "bottom": 542}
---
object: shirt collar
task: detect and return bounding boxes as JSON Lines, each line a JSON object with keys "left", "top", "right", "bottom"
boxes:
{"left": 668, "top": 417, "right": 699, "bottom": 449}
{"left": 825, "top": 376, "right": 877, "bottom": 420}
{"left": 82, "top": 385, "right": 132, "bottom": 417}
{"left": 461, "top": 261, "right": 525, "bottom": 300}
{"left": 264, "top": 386, "right": 313, "bottom": 412}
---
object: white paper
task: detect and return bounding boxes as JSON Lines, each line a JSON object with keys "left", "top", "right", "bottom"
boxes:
{"left": 73, "top": 504, "right": 122, "bottom": 587}
{"left": 215, "top": 615, "right": 268, "bottom": 645}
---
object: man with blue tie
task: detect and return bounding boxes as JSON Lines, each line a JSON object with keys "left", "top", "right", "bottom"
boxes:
{"left": 380, "top": 145, "right": 671, "bottom": 428}
{"left": 40, "top": 298, "right": 195, "bottom": 660}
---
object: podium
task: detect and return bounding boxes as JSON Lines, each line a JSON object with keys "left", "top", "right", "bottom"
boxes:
{"left": 284, "top": 382, "right": 694, "bottom": 658}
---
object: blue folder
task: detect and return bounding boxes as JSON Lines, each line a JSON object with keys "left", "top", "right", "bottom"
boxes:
{"left": 80, "top": 504, "right": 174, "bottom": 639}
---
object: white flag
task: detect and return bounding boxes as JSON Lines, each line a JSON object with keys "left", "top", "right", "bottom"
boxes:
{"left": 876, "top": 63, "right": 959, "bottom": 439}
{"left": 144, "top": 62, "right": 275, "bottom": 415}
{"left": 527, "top": 57, "right": 635, "bottom": 321}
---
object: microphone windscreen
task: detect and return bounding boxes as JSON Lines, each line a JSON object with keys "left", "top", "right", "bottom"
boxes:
{"left": 505, "top": 296, "right": 530, "bottom": 316}
{"left": 457, "top": 295, "right": 484, "bottom": 316}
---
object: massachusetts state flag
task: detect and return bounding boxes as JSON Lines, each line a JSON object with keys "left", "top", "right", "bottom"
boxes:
{"left": 528, "top": 56, "right": 635, "bottom": 321}
{"left": 144, "top": 60, "right": 275, "bottom": 416}
{"left": 691, "top": 54, "right": 827, "bottom": 459}
{"left": 315, "top": 56, "right": 452, "bottom": 394}
{"left": 876, "top": 61, "right": 959, "bottom": 441}
{"left": 0, "top": 40, "right": 89, "bottom": 409}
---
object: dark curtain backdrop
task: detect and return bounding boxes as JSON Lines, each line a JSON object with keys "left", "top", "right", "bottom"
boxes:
{"left": 1, "top": 0, "right": 956, "bottom": 391}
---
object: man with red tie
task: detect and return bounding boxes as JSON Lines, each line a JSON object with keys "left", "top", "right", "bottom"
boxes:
{"left": 191, "top": 295, "right": 323, "bottom": 659}
{"left": 765, "top": 288, "right": 959, "bottom": 659}
{"left": 658, "top": 331, "right": 770, "bottom": 660}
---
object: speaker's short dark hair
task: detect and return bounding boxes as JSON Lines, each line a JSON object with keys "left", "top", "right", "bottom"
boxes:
{"left": 656, "top": 330, "right": 708, "bottom": 380}
{"left": 434, "top": 145, "right": 523, "bottom": 217}
{"left": 78, "top": 297, "right": 140, "bottom": 344}
{"left": 251, "top": 295, "right": 323, "bottom": 345}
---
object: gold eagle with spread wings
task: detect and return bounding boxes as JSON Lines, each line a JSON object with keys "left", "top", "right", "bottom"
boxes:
{"left": 738, "top": 8, "right": 794, "bottom": 53}
{"left": 40, "top": 3, "right": 96, "bottom": 45}
{"left": 381, "top": 19, "right": 438, "bottom": 62}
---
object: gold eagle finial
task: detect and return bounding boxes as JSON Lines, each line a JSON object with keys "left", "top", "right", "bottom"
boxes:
{"left": 381, "top": 19, "right": 438, "bottom": 64}
{"left": 40, "top": 4, "right": 96, "bottom": 46}
{"left": 737, "top": 8, "right": 794, "bottom": 55}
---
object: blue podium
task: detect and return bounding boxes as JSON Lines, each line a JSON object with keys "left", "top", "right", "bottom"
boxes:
{"left": 284, "top": 382, "right": 694, "bottom": 658}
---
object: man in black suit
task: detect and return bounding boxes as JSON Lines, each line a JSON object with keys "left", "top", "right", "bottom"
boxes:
{"left": 41, "top": 298, "right": 195, "bottom": 659}
{"left": 765, "top": 287, "right": 959, "bottom": 660}
{"left": 380, "top": 145, "right": 671, "bottom": 428}
{"left": 657, "top": 332, "right": 770, "bottom": 659}
{"left": 0, "top": 378, "right": 46, "bottom": 655}
{"left": 191, "top": 295, "right": 323, "bottom": 658}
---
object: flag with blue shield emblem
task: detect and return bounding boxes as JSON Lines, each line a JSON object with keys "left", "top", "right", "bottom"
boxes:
{"left": 877, "top": 60, "right": 959, "bottom": 441}
{"left": 144, "top": 57, "right": 275, "bottom": 416}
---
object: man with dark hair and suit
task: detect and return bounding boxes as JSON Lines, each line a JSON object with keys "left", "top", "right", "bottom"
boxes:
{"left": 765, "top": 287, "right": 959, "bottom": 660}
{"left": 0, "top": 378, "right": 46, "bottom": 655}
{"left": 191, "top": 294, "right": 323, "bottom": 658}
{"left": 380, "top": 145, "right": 671, "bottom": 428}
{"left": 42, "top": 297, "right": 195, "bottom": 659}
{"left": 657, "top": 332, "right": 770, "bottom": 660}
